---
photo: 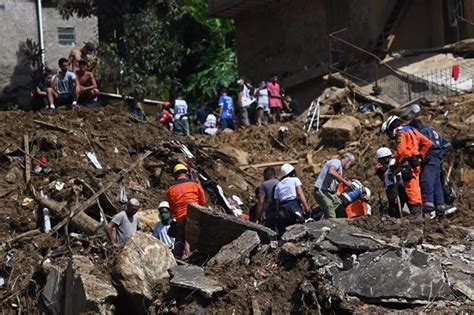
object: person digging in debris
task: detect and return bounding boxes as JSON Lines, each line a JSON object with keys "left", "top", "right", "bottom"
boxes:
{"left": 409, "top": 119, "right": 452, "bottom": 221}
{"left": 76, "top": 59, "right": 99, "bottom": 107}
{"left": 173, "top": 92, "right": 190, "bottom": 136}
{"left": 105, "top": 198, "right": 141, "bottom": 247}
{"left": 314, "top": 153, "right": 356, "bottom": 219}
{"left": 218, "top": 89, "right": 235, "bottom": 130}
{"left": 381, "top": 116, "right": 432, "bottom": 220}
{"left": 166, "top": 163, "right": 206, "bottom": 258}
{"left": 282, "top": 95, "right": 302, "bottom": 121}
{"left": 256, "top": 167, "right": 279, "bottom": 230}
{"left": 375, "top": 147, "right": 408, "bottom": 218}
{"left": 47, "top": 58, "right": 80, "bottom": 110}
{"left": 274, "top": 164, "right": 310, "bottom": 237}
{"left": 153, "top": 201, "right": 175, "bottom": 248}
{"left": 68, "top": 42, "right": 96, "bottom": 72}
{"left": 267, "top": 74, "right": 283, "bottom": 124}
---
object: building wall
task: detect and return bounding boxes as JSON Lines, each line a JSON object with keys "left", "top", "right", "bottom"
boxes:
{"left": 0, "top": 0, "right": 97, "bottom": 106}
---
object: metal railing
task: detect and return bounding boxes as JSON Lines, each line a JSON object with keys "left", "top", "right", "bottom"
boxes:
{"left": 328, "top": 28, "right": 462, "bottom": 104}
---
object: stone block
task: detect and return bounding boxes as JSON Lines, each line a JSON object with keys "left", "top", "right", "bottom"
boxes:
{"left": 208, "top": 230, "right": 260, "bottom": 266}
{"left": 186, "top": 204, "right": 276, "bottom": 257}
{"left": 320, "top": 116, "right": 361, "bottom": 146}
{"left": 169, "top": 265, "right": 223, "bottom": 298}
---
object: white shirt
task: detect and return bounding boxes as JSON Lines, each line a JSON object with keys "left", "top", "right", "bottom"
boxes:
{"left": 241, "top": 85, "right": 255, "bottom": 108}
{"left": 153, "top": 222, "right": 175, "bottom": 248}
{"left": 204, "top": 114, "right": 217, "bottom": 128}
{"left": 174, "top": 99, "right": 188, "bottom": 120}
{"left": 274, "top": 177, "right": 302, "bottom": 201}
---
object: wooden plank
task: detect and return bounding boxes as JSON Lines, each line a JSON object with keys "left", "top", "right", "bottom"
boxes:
{"left": 240, "top": 160, "right": 299, "bottom": 170}
{"left": 33, "top": 119, "right": 70, "bottom": 133}
{"left": 23, "top": 134, "right": 31, "bottom": 184}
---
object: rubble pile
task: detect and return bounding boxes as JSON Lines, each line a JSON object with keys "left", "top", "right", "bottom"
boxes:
{"left": 0, "top": 90, "right": 472, "bottom": 313}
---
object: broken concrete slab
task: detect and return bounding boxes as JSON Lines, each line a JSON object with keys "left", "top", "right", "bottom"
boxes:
{"left": 208, "top": 230, "right": 260, "bottom": 266}
{"left": 169, "top": 265, "right": 223, "bottom": 298}
{"left": 320, "top": 116, "right": 361, "bottom": 147}
{"left": 325, "top": 225, "right": 382, "bottom": 251}
{"left": 186, "top": 204, "right": 276, "bottom": 256}
{"left": 72, "top": 272, "right": 117, "bottom": 314}
{"left": 332, "top": 249, "right": 451, "bottom": 302}
{"left": 114, "top": 232, "right": 176, "bottom": 304}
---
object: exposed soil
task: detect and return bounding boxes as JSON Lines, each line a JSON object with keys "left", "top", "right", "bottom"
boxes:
{"left": 0, "top": 92, "right": 472, "bottom": 313}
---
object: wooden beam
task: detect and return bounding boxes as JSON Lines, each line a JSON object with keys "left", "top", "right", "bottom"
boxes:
{"left": 33, "top": 119, "right": 70, "bottom": 133}
{"left": 24, "top": 134, "right": 31, "bottom": 184}
{"left": 240, "top": 160, "right": 299, "bottom": 170}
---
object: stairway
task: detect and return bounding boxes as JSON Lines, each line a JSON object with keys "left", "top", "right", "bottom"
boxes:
{"left": 372, "top": 0, "right": 408, "bottom": 58}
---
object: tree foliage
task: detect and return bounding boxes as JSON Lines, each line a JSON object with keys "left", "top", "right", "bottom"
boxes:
{"left": 52, "top": 0, "right": 237, "bottom": 102}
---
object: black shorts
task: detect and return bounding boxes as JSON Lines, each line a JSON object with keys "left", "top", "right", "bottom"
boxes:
{"left": 57, "top": 93, "right": 74, "bottom": 106}
{"left": 270, "top": 107, "right": 281, "bottom": 115}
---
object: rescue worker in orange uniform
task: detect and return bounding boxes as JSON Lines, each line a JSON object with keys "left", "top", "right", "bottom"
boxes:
{"left": 166, "top": 163, "right": 206, "bottom": 258}
{"left": 381, "top": 116, "right": 432, "bottom": 219}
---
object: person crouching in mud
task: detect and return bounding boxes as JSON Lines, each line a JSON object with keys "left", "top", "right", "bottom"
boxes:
{"left": 274, "top": 164, "right": 310, "bottom": 237}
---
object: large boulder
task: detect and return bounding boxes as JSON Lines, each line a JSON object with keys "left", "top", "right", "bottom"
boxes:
{"left": 137, "top": 209, "right": 159, "bottom": 233}
{"left": 320, "top": 116, "right": 361, "bottom": 147}
{"left": 113, "top": 232, "right": 176, "bottom": 307}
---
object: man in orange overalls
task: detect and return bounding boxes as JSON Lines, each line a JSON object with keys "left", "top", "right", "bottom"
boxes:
{"left": 382, "top": 116, "right": 432, "bottom": 219}
{"left": 166, "top": 163, "right": 206, "bottom": 258}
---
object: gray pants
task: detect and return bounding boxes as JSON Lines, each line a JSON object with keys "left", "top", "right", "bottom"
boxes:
{"left": 314, "top": 188, "right": 345, "bottom": 219}
{"left": 240, "top": 107, "right": 250, "bottom": 126}
{"left": 174, "top": 119, "right": 189, "bottom": 136}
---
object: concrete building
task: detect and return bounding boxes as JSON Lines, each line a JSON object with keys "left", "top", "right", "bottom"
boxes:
{"left": 0, "top": 0, "right": 98, "bottom": 106}
{"left": 209, "top": 0, "right": 474, "bottom": 105}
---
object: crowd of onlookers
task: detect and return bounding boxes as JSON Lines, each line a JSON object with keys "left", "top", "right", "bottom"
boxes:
{"left": 144, "top": 74, "right": 303, "bottom": 136}
{"left": 31, "top": 42, "right": 99, "bottom": 111}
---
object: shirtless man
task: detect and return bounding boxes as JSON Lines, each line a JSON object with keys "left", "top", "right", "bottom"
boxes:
{"left": 68, "top": 42, "right": 96, "bottom": 72}
{"left": 76, "top": 59, "right": 99, "bottom": 104}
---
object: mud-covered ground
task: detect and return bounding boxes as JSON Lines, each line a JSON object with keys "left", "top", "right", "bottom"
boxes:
{"left": 0, "top": 93, "right": 472, "bottom": 313}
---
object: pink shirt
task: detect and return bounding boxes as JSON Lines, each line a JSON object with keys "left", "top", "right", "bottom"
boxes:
{"left": 267, "top": 82, "right": 282, "bottom": 108}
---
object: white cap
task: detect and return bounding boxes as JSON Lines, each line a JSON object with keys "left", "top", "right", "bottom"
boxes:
{"left": 375, "top": 147, "right": 392, "bottom": 159}
{"left": 281, "top": 163, "right": 295, "bottom": 177}
{"left": 128, "top": 198, "right": 140, "bottom": 206}
{"left": 158, "top": 201, "right": 169, "bottom": 209}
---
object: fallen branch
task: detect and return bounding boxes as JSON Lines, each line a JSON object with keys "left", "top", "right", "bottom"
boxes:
{"left": 33, "top": 119, "right": 71, "bottom": 133}
{"left": 240, "top": 160, "right": 299, "bottom": 170}
{"left": 1, "top": 228, "right": 41, "bottom": 248}
{"left": 52, "top": 150, "right": 153, "bottom": 233}
{"left": 349, "top": 232, "right": 400, "bottom": 249}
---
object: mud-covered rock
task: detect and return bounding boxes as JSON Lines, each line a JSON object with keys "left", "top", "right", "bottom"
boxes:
{"left": 320, "top": 116, "right": 361, "bottom": 146}
{"left": 113, "top": 232, "right": 176, "bottom": 304}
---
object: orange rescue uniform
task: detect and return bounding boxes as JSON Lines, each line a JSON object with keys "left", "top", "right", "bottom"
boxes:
{"left": 336, "top": 183, "right": 370, "bottom": 218}
{"left": 394, "top": 126, "right": 432, "bottom": 206}
{"left": 166, "top": 178, "right": 206, "bottom": 223}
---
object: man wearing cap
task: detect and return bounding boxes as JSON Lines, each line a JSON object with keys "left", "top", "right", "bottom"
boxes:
{"left": 314, "top": 153, "right": 356, "bottom": 218}
{"left": 153, "top": 201, "right": 175, "bottom": 248}
{"left": 68, "top": 42, "right": 96, "bottom": 72}
{"left": 166, "top": 163, "right": 206, "bottom": 258}
{"left": 105, "top": 198, "right": 141, "bottom": 246}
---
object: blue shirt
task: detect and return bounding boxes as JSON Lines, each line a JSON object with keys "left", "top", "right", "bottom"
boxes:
{"left": 218, "top": 95, "right": 234, "bottom": 119}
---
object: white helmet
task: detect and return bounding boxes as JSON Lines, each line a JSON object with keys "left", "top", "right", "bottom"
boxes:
{"left": 381, "top": 115, "right": 400, "bottom": 134}
{"left": 363, "top": 187, "right": 371, "bottom": 201}
{"left": 375, "top": 147, "right": 392, "bottom": 159}
{"left": 281, "top": 163, "right": 295, "bottom": 177}
{"left": 158, "top": 201, "right": 169, "bottom": 209}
